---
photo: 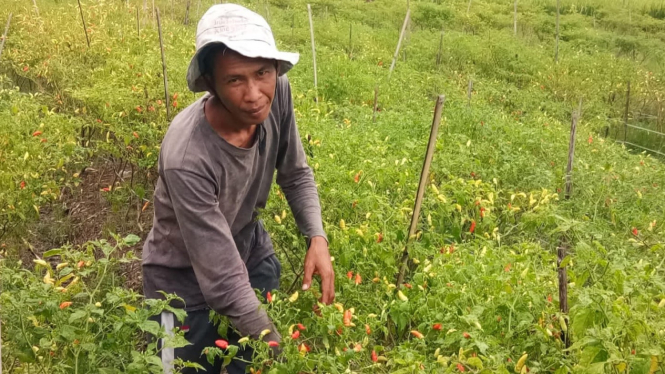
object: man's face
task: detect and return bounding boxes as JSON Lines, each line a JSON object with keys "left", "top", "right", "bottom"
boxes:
{"left": 208, "top": 50, "right": 277, "bottom": 127}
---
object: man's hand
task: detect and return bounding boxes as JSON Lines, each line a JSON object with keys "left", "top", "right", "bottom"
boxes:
{"left": 301, "top": 236, "right": 335, "bottom": 304}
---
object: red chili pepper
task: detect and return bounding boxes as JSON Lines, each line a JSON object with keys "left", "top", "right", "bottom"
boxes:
{"left": 433, "top": 323, "right": 442, "bottom": 331}
{"left": 371, "top": 350, "right": 378, "bottom": 362}
{"left": 291, "top": 330, "right": 300, "bottom": 339}
{"left": 355, "top": 273, "right": 362, "bottom": 285}
{"left": 343, "top": 310, "right": 352, "bottom": 327}
{"left": 32, "top": 130, "right": 42, "bottom": 137}
{"left": 469, "top": 221, "right": 476, "bottom": 233}
{"left": 347, "top": 271, "right": 353, "bottom": 280}
{"left": 457, "top": 363, "right": 465, "bottom": 372}
{"left": 268, "top": 341, "right": 279, "bottom": 348}
{"left": 404, "top": 283, "right": 412, "bottom": 289}
{"left": 266, "top": 292, "right": 272, "bottom": 303}
{"left": 19, "top": 181, "right": 26, "bottom": 189}
{"left": 297, "top": 323, "right": 306, "bottom": 331}
{"left": 215, "top": 339, "right": 228, "bottom": 349}
{"left": 632, "top": 228, "right": 638, "bottom": 236}
{"left": 463, "top": 332, "right": 471, "bottom": 339}
{"left": 365, "top": 324, "right": 371, "bottom": 335}
{"left": 59, "top": 301, "right": 72, "bottom": 309}
{"left": 376, "top": 232, "right": 383, "bottom": 243}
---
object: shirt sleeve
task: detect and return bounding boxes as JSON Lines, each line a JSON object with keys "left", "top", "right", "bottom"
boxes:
{"left": 164, "top": 168, "right": 279, "bottom": 341}
{"left": 275, "top": 77, "right": 327, "bottom": 244}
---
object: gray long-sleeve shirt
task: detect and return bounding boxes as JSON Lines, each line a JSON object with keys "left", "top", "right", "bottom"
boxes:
{"left": 142, "top": 75, "right": 326, "bottom": 339}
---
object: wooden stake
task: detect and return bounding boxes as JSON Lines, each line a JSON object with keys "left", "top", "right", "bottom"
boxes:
{"left": 565, "top": 99, "right": 582, "bottom": 199}
{"left": 389, "top": 8, "right": 410, "bottom": 79}
{"left": 0, "top": 13, "right": 12, "bottom": 61}
{"left": 467, "top": 79, "right": 473, "bottom": 107}
{"left": 264, "top": 0, "right": 270, "bottom": 22}
{"left": 396, "top": 95, "right": 446, "bottom": 286}
{"left": 32, "top": 0, "right": 40, "bottom": 17}
{"left": 348, "top": 23, "right": 352, "bottom": 59}
{"left": 624, "top": 81, "right": 631, "bottom": 142}
{"left": 557, "top": 237, "right": 570, "bottom": 348}
{"left": 372, "top": 85, "right": 379, "bottom": 122}
{"left": 555, "top": 0, "right": 560, "bottom": 62}
{"left": 184, "top": 0, "right": 190, "bottom": 25}
{"left": 513, "top": 0, "right": 518, "bottom": 36}
{"left": 156, "top": 8, "right": 171, "bottom": 119}
{"left": 77, "top": 0, "right": 91, "bottom": 48}
{"left": 307, "top": 4, "right": 318, "bottom": 103}
{"left": 436, "top": 29, "right": 443, "bottom": 67}
{"left": 137, "top": 7, "right": 140, "bottom": 36}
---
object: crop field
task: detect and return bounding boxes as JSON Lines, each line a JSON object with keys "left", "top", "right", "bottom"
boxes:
{"left": 1, "top": 0, "right": 665, "bottom": 373}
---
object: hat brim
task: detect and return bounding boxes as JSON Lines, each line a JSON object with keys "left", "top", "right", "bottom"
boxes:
{"left": 186, "top": 41, "right": 299, "bottom": 93}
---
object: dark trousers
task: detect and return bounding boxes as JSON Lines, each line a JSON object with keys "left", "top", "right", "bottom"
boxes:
{"left": 153, "top": 254, "right": 281, "bottom": 374}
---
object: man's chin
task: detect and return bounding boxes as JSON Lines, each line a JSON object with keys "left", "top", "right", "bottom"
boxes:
{"left": 241, "top": 109, "right": 270, "bottom": 125}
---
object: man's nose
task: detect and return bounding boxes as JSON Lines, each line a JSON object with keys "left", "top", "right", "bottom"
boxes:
{"left": 244, "top": 79, "right": 261, "bottom": 103}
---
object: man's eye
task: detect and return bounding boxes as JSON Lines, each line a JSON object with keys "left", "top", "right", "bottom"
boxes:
{"left": 258, "top": 70, "right": 266, "bottom": 76}
{"left": 228, "top": 78, "right": 239, "bottom": 84}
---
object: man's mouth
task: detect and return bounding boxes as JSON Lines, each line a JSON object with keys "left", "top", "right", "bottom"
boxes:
{"left": 246, "top": 105, "right": 265, "bottom": 116}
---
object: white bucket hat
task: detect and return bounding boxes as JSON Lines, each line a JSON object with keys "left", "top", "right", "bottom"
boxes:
{"left": 186, "top": 3, "right": 300, "bottom": 92}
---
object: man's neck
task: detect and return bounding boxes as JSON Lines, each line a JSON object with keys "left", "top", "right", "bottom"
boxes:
{"left": 204, "top": 95, "right": 257, "bottom": 149}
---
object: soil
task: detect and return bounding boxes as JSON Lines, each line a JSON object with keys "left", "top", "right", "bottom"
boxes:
{"left": 21, "top": 159, "right": 156, "bottom": 293}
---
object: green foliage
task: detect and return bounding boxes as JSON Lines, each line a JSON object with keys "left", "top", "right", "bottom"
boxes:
{"left": 0, "top": 234, "right": 192, "bottom": 373}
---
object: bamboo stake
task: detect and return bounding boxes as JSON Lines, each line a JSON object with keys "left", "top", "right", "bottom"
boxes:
{"left": 396, "top": 95, "right": 446, "bottom": 286}
{"left": 32, "top": 0, "right": 40, "bottom": 17}
{"left": 0, "top": 13, "right": 12, "bottom": 61}
{"left": 389, "top": 9, "right": 410, "bottom": 79}
{"left": 467, "top": 79, "right": 473, "bottom": 107}
{"left": 307, "top": 4, "right": 317, "bottom": 103}
{"left": 513, "top": 0, "right": 518, "bottom": 36}
{"left": 624, "top": 81, "right": 631, "bottom": 142}
{"left": 436, "top": 28, "right": 443, "bottom": 67}
{"left": 565, "top": 99, "right": 582, "bottom": 199}
{"left": 77, "top": 0, "right": 91, "bottom": 48}
{"left": 156, "top": 8, "right": 171, "bottom": 119}
{"left": 555, "top": 0, "right": 560, "bottom": 62}
{"left": 372, "top": 85, "right": 379, "bottom": 122}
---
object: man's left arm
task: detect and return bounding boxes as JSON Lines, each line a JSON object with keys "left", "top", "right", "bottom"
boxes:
{"left": 274, "top": 76, "right": 334, "bottom": 304}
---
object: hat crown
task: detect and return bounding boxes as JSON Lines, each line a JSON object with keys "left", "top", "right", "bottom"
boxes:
{"left": 196, "top": 4, "right": 276, "bottom": 51}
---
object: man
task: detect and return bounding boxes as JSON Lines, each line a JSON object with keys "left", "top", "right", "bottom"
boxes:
{"left": 141, "top": 4, "right": 335, "bottom": 373}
